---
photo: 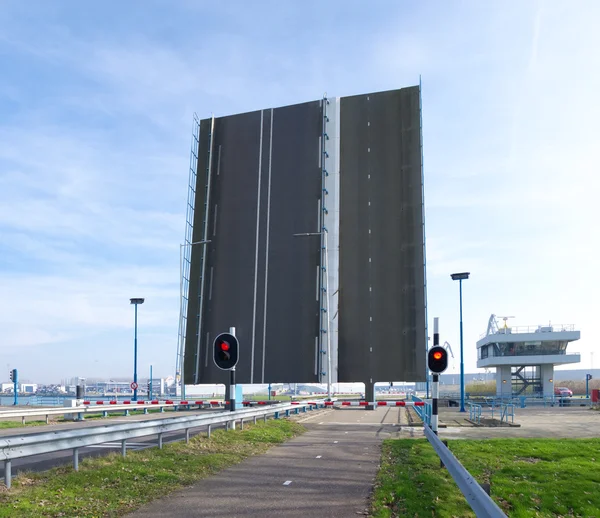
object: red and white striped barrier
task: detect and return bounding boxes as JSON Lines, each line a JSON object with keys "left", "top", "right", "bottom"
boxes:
{"left": 322, "top": 400, "right": 425, "bottom": 407}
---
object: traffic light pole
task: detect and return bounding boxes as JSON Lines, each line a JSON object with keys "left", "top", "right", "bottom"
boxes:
{"left": 12, "top": 369, "right": 18, "bottom": 406}
{"left": 432, "top": 318, "right": 439, "bottom": 435}
{"left": 229, "top": 326, "right": 236, "bottom": 412}
{"left": 230, "top": 367, "right": 236, "bottom": 412}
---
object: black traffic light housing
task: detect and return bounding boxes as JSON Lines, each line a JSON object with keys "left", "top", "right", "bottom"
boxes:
{"left": 213, "top": 333, "right": 239, "bottom": 370}
{"left": 428, "top": 346, "right": 448, "bottom": 374}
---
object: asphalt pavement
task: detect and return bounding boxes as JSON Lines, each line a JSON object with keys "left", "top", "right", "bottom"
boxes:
{"left": 126, "top": 406, "right": 413, "bottom": 518}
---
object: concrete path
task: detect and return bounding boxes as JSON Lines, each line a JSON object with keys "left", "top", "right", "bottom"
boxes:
{"left": 126, "top": 407, "right": 415, "bottom": 518}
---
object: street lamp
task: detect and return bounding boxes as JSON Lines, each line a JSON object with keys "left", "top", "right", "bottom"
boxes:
{"left": 177, "top": 240, "right": 211, "bottom": 400}
{"left": 130, "top": 297, "right": 145, "bottom": 401}
{"left": 450, "top": 272, "right": 470, "bottom": 412}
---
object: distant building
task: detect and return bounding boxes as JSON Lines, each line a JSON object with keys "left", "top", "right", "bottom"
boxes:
{"left": 477, "top": 314, "right": 580, "bottom": 397}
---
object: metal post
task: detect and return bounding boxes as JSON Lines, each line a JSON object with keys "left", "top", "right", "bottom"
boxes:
{"left": 230, "top": 368, "right": 236, "bottom": 413}
{"left": 179, "top": 243, "right": 185, "bottom": 401}
{"left": 73, "top": 448, "right": 79, "bottom": 471}
{"left": 459, "top": 279, "right": 465, "bottom": 412}
{"left": 230, "top": 326, "right": 236, "bottom": 413}
{"left": 13, "top": 369, "right": 18, "bottom": 406}
{"left": 207, "top": 424, "right": 211, "bottom": 438}
{"left": 185, "top": 428, "right": 190, "bottom": 443}
{"left": 158, "top": 433, "right": 163, "bottom": 449}
{"left": 268, "top": 383, "right": 271, "bottom": 401}
{"left": 150, "top": 364, "right": 153, "bottom": 399}
{"left": 133, "top": 303, "right": 138, "bottom": 402}
{"left": 121, "top": 440, "right": 127, "bottom": 457}
{"left": 432, "top": 317, "right": 440, "bottom": 435}
{"left": 426, "top": 342, "right": 430, "bottom": 399}
{"left": 586, "top": 375, "right": 590, "bottom": 399}
{"left": 4, "top": 460, "right": 11, "bottom": 489}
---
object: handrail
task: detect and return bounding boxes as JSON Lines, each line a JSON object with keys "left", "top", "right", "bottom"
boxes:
{"left": 479, "top": 324, "right": 576, "bottom": 339}
{"left": 0, "top": 402, "right": 316, "bottom": 489}
{"left": 423, "top": 425, "right": 507, "bottom": 517}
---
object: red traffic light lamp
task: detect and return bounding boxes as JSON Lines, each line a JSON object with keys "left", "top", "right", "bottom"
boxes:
{"left": 428, "top": 346, "right": 448, "bottom": 374}
{"left": 213, "top": 333, "right": 239, "bottom": 370}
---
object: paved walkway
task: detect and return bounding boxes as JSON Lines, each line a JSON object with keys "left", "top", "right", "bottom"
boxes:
{"left": 126, "top": 407, "right": 414, "bottom": 518}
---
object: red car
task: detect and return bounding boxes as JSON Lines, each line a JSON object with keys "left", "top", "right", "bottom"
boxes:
{"left": 554, "top": 387, "right": 573, "bottom": 397}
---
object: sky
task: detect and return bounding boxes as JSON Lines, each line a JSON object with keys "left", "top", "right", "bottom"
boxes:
{"left": 0, "top": 1, "right": 598, "bottom": 385}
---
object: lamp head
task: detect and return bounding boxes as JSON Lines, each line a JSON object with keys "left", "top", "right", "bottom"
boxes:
{"left": 130, "top": 298, "right": 145, "bottom": 305}
{"left": 450, "top": 272, "right": 470, "bottom": 281}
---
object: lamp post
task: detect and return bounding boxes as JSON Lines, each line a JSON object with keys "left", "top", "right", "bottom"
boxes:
{"left": 130, "top": 297, "right": 145, "bottom": 401}
{"left": 177, "top": 240, "right": 211, "bottom": 400}
{"left": 450, "top": 272, "right": 470, "bottom": 412}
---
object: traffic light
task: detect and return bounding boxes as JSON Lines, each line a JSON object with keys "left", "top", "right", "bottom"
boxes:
{"left": 428, "top": 346, "right": 448, "bottom": 374}
{"left": 147, "top": 381, "right": 151, "bottom": 395}
{"left": 587, "top": 374, "right": 593, "bottom": 381}
{"left": 213, "top": 333, "right": 239, "bottom": 370}
{"left": 9, "top": 370, "right": 13, "bottom": 382}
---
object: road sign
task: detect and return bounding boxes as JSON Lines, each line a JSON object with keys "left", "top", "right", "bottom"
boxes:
{"left": 213, "top": 332, "right": 239, "bottom": 370}
{"left": 130, "top": 382, "right": 138, "bottom": 390}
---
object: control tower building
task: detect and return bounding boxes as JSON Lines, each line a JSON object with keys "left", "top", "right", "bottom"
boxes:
{"left": 476, "top": 314, "right": 580, "bottom": 398}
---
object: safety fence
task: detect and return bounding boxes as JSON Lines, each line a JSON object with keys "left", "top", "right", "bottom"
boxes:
{"left": 467, "top": 402, "right": 515, "bottom": 425}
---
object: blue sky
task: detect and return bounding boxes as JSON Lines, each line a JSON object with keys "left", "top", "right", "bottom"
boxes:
{"left": 1, "top": 1, "right": 598, "bottom": 384}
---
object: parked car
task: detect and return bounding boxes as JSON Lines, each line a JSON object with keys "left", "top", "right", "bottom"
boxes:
{"left": 554, "top": 387, "right": 573, "bottom": 397}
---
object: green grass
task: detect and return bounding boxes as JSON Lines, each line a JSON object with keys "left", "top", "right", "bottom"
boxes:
{"left": 370, "top": 438, "right": 600, "bottom": 517}
{"left": 0, "top": 418, "right": 305, "bottom": 517}
{"left": 245, "top": 394, "right": 292, "bottom": 401}
{"left": 0, "top": 421, "right": 49, "bottom": 429}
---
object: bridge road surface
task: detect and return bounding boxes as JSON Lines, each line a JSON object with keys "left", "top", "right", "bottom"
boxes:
{"left": 126, "top": 406, "right": 416, "bottom": 518}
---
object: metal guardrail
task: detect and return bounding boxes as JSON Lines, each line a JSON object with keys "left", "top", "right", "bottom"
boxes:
{"left": 423, "top": 425, "right": 507, "bottom": 517}
{"left": 0, "top": 401, "right": 317, "bottom": 489}
{"left": 0, "top": 401, "right": 201, "bottom": 425}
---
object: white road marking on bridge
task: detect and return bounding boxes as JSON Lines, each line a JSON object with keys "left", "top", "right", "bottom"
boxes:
{"left": 283, "top": 480, "right": 292, "bottom": 486}
{"left": 261, "top": 107, "right": 274, "bottom": 384}
{"left": 333, "top": 440, "right": 338, "bottom": 444}
{"left": 316, "top": 455, "right": 322, "bottom": 459}
{"left": 250, "top": 109, "right": 265, "bottom": 383}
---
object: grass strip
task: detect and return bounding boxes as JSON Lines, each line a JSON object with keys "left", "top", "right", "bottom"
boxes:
{"left": 0, "top": 421, "right": 49, "bottom": 429}
{"left": 0, "top": 418, "right": 305, "bottom": 517}
{"left": 371, "top": 437, "right": 600, "bottom": 517}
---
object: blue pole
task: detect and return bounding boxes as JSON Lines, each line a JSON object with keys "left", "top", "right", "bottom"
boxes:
{"left": 150, "top": 364, "right": 153, "bottom": 399}
{"left": 133, "top": 304, "right": 138, "bottom": 401}
{"left": 586, "top": 376, "right": 589, "bottom": 399}
{"left": 13, "top": 369, "right": 18, "bottom": 406}
{"left": 459, "top": 279, "right": 465, "bottom": 412}
{"left": 426, "top": 338, "right": 430, "bottom": 399}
